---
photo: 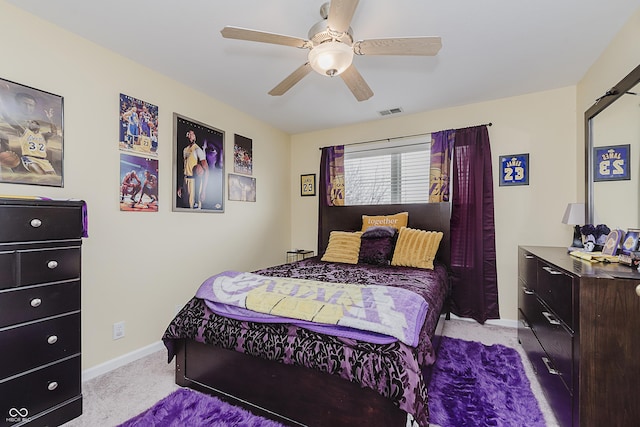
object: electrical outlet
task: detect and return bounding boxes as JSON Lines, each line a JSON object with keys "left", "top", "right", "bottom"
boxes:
{"left": 113, "top": 321, "right": 125, "bottom": 340}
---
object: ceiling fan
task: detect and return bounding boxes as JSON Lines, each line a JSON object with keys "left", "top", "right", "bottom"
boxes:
{"left": 221, "top": 0, "right": 442, "bottom": 101}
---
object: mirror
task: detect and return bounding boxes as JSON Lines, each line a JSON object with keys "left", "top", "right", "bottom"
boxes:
{"left": 586, "top": 64, "right": 640, "bottom": 228}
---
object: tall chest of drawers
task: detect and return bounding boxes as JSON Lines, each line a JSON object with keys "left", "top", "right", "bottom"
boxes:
{"left": 518, "top": 246, "right": 640, "bottom": 427}
{"left": 0, "top": 198, "right": 85, "bottom": 427}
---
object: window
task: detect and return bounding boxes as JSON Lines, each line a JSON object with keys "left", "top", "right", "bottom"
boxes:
{"left": 344, "top": 135, "right": 431, "bottom": 205}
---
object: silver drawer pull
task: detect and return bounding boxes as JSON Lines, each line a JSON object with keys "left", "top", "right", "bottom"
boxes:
{"left": 30, "top": 298, "right": 42, "bottom": 308}
{"left": 47, "top": 260, "right": 58, "bottom": 269}
{"left": 542, "top": 311, "right": 561, "bottom": 325}
{"left": 524, "top": 254, "right": 534, "bottom": 259}
{"left": 542, "top": 357, "right": 560, "bottom": 375}
{"left": 522, "top": 286, "right": 534, "bottom": 295}
{"left": 47, "top": 381, "right": 58, "bottom": 391}
{"left": 30, "top": 218, "right": 42, "bottom": 228}
{"left": 47, "top": 335, "right": 58, "bottom": 345}
{"left": 520, "top": 318, "right": 531, "bottom": 329}
{"left": 542, "top": 266, "right": 562, "bottom": 275}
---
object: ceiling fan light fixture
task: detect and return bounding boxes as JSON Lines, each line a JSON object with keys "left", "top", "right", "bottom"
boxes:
{"left": 308, "top": 41, "right": 353, "bottom": 77}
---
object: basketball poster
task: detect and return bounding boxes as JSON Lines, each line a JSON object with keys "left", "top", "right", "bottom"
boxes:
{"left": 0, "top": 77, "right": 64, "bottom": 187}
{"left": 172, "top": 114, "right": 225, "bottom": 212}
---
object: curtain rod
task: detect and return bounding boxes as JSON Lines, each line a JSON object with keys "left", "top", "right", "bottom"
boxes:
{"left": 318, "top": 122, "right": 492, "bottom": 150}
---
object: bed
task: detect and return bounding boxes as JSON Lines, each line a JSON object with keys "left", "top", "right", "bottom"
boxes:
{"left": 162, "top": 202, "right": 451, "bottom": 427}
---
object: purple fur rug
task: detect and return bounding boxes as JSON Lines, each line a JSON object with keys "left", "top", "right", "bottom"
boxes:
{"left": 428, "top": 336, "right": 545, "bottom": 427}
{"left": 117, "top": 388, "right": 286, "bottom": 427}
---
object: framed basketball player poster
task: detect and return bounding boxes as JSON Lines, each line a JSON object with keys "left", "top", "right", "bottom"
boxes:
{"left": 172, "top": 113, "right": 225, "bottom": 212}
{"left": 119, "top": 153, "right": 159, "bottom": 212}
{"left": 0, "top": 77, "right": 64, "bottom": 187}
{"left": 119, "top": 93, "right": 158, "bottom": 157}
{"left": 233, "top": 134, "right": 253, "bottom": 175}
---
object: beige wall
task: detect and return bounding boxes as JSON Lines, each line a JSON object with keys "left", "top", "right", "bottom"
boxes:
{"left": 0, "top": 2, "right": 291, "bottom": 370}
{"left": 291, "top": 87, "right": 578, "bottom": 322}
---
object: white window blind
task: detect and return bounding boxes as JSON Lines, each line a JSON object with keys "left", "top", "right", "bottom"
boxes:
{"left": 344, "top": 135, "right": 431, "bottom": 205}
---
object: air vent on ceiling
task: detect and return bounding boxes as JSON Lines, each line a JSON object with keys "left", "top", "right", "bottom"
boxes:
{"left": 378, "top": 107, "right": 404, "bottom": 117}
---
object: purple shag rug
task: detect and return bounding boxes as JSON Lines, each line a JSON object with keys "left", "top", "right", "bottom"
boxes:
{"left": 118, "top": 388, "right": 286, "bottom": 427}
{"left": 428, "top": 336, "right": 545, "bottom": 427}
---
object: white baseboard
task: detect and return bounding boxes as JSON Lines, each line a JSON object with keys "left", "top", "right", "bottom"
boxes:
{"left": 448, "top": 313, "right": 518, "bottom": 329}
{"left": 82, "top": 340, "right": 165, "bottom": 382}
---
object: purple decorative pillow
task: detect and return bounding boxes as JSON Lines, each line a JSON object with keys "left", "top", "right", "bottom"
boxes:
{"left": 359, "top": 227, "right": 397, "bottom": 266}
{"left": 361, "top": 226, "right": 397, "bottom": 239}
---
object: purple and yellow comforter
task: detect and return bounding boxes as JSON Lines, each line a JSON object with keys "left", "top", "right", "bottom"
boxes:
{"left": 162, "top": 257, "right": 449, "bottom": 426}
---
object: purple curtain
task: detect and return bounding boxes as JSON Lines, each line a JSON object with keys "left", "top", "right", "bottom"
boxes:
{"left": 318, "top": 145, "right": 344, "bottom": 253}
{"left": 429, "top": 130, "right": 455, "bottom": 202}
{"left": 450, "top": 125, "right": 499, "bottom": 323}
{"left": 320, "top": 145, "right": 345, "bottom": 207}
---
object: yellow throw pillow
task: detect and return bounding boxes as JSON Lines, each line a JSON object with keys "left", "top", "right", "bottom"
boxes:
{"left": 361, "top": 212, "right": 409, "bottom": 232}
{"left": 391, "top": 227, "right": 443, "bottom": 269}
{"left": 321, "top": 231, "right": 363, "bottom": 264}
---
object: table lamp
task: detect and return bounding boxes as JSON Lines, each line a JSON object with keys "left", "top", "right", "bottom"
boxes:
{"left": 562, "top": 203, "right": 585, "bottom": 248}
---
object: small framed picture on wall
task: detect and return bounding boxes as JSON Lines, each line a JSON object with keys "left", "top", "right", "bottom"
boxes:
{"left": 301, "top": 173, "right": 316, "bottom": 196}
{"left": 499, "top": 153, "right": 529, "bottom": 186}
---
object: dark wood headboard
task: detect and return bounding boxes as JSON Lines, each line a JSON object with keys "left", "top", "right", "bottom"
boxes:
{"left": 318, "top": 202, "right": 451, "bottom": 268}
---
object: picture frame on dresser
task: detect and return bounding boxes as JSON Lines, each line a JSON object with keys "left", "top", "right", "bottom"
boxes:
{"left": 0, "top": 77, "right": 64, "bottom": 187}
{"left": 621, "top": 229, "right": 639, "bottom": 255}
{"left": 601, "top": 229, "right": 623, "bottom": 256}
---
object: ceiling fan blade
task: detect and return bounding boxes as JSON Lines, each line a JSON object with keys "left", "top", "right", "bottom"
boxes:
{"left": 221, "top": 26, "right": 309, "bottom": 49}
{"left": 354, "top": 37, "right": 442, "bottom": 56}
{"left": 328, "top": 0, "right": 359, "bottom": 34}
{"left": 340, "top": 65, "right": 373, "bottom": 102}
{"left": 268, "top": 63, "right": 313, "bottom": 96}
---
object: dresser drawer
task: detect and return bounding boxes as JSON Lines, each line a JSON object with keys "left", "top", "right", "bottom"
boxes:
{"left": 0, "top": 313, "right": 80, "bottom": 379}
{"left": 528, "top": 296, "right": 573, "bottom": 393}
{"left": 19, "top": 246, "right": 81, "bottom": 286}
{"left": 524, "top": 328, "right": 573, "bottom": 427}
{"left": 518, "top": 278, "right": 537, "bottom": 321}
{"left": 0, "top": 250, "right": 15, "bottom": 288}
{"left": 518, "top": 248, "right": 537, "bottom": 289}
{"left": 0, "top": 356, "right": 81, "bottom": 427}
{"left": 0, "top": 205, "right": 83, "bottom": 243}
{"left": 517, "top": 308, "right": 537, "bottom": 353}
{"left": 0, "top": 281, "right": 80, "bottom": 328}
{"left": 536, "top": 260, "right": 574, "bottom": 330}
{"left": 0, "top": 245, "right": 81, "bottom": 290}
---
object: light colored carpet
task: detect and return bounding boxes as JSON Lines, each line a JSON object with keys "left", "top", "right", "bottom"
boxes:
{"left": 62, "top": 319, "right": 559, "bottom": 426}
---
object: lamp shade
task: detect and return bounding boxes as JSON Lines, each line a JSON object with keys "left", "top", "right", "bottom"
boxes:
{"left": 562, "top": 203, "right": 585, "bottom": 225}
{"left": 308, "top": 41, "right": 354, "bottom": 77}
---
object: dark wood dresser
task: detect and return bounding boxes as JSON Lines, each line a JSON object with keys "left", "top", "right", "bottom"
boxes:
{"left": 518, "top": 245, "right": 640, "bottom": 427}
{"left": 0, "top": 198, "right": 85, "bottom": 427}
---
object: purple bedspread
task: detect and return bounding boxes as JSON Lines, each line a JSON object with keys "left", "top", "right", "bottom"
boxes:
{"left": 162, "top": 258, "right": 449, "bottom": 426}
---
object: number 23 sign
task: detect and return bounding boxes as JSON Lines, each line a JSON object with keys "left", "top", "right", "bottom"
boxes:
{"left": 499, "top": 153, "right": 529, "bottom": 186}
{"left": 594, "top": 144, "right": 630, "bottom": 182}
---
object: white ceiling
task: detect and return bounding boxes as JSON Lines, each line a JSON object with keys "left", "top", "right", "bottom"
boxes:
{"left": 7, "top": 0, "right": 640, "bottom": 134}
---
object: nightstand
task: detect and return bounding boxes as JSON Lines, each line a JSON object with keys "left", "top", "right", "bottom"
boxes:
{"left": 286, "top": 250, "right": 314, "bottom": 263}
